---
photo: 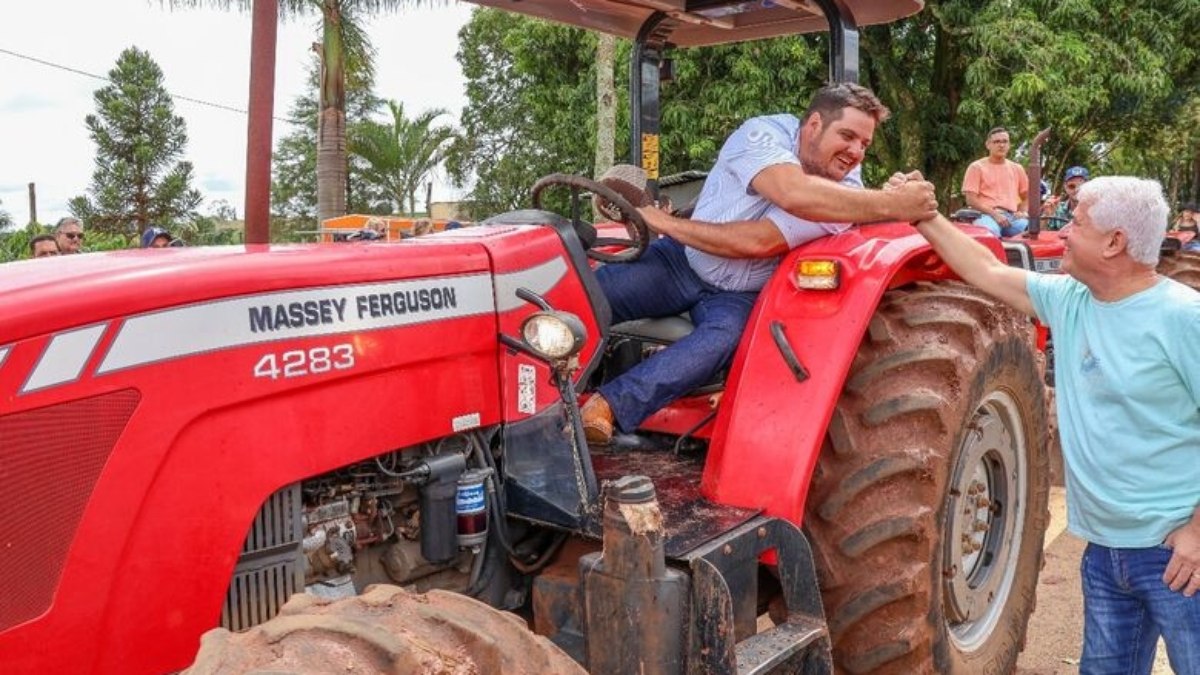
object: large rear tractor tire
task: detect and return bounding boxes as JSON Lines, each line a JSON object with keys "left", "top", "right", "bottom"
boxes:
{"left": 1158, "top": 251, "right": 1200, "bottom": 292}
{"left": 185, "top": 585, "right": 585, "bottom": 675}
{"left": 805, "top": 281, "right": 1050, "bottom": 674}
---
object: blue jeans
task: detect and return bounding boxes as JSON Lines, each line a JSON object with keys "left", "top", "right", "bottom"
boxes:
{"left": 1080, "top": 541, "right": 1200, "bottom": 674}
{"left": 976, "top": 209, "right": 1029, "bottom": 237}
{"left": 596, "top": 238, "right": 757, "bottom": 432}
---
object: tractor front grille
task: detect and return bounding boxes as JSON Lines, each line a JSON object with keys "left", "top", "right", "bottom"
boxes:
{"left": 220, "top": 483, "right": 305, "bottom": 632}
{"left": 0, "top": 390, "right": 140, "bottom": 632}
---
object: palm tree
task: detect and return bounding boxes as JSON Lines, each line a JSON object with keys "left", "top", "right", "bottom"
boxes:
{"left": 351, "top": 101, "right": 458, "bottom": 215}
{"left": 167, "top": 0, "right": 431, "bottom": 224}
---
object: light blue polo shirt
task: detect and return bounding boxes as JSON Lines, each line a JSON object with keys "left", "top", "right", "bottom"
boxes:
{"left": 688, "top": 114, "right": 861, "bottom": 292}
{"left": 1028, "top": 273, "right": 1200, "bottom": 547}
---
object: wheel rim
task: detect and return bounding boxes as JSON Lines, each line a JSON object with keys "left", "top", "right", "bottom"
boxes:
{"left": 943, "top": 389, "right": 1029, "bottom": 652}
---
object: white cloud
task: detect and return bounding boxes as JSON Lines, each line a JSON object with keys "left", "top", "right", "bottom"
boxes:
{"left": 0, "top": 0, "right": 472, "bottom": 226}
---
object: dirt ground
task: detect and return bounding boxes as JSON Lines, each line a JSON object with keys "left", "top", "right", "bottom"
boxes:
{"left": 1016, "top": 487, "right": 1171, "bottom": 674}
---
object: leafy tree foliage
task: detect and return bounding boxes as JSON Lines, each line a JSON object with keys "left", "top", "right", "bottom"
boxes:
{"left": 861, "top": 0, "right": 1200, "bottom": 204}
{"left": 272, "top": 57, "right": 390, "bottom": 227}
{"left": 0, "top": 223, "right": 40, "bottom": 262}
{"left": 0, "top": 199, "right": 12, "bottom": 230}
{"left": 451, "top": 2, "right": 1200, "bottom": 214}
{"left": 69, "top": 47, "right": 203, "bottom": 234}
{"left": 350, "top": 101, "right": 458, "bottom": 215}
{"left": 170, "top": 0, "right": 428, "bottom": 225}
{"left": 448, "top": 9, "right": 601, "bottom": 216}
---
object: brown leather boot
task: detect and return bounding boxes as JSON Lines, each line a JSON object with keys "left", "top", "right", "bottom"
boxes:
{"left": 580, "top": 394, "right": 614, "bottom": 445}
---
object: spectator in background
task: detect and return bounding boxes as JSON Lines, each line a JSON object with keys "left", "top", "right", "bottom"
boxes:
{"left": 346, "top": 217, "right": 387, "bottom": 241}
{"left": 54, "top": 217, "right": 85, "bottom": 254}
{"left": 961, "top": 127, "right": 1030, "bottom": 237}
{"left": 445, "top": 220, "right": 463, "bottom": 230}
{"left": 1173, "top": 202, "right": 1198, "bottom": 234}
{"left": 29, "top": 234, "right": 60, "bottom": 258}
{"left": 141, "top": 226, "right": 172, "bottom": 248}
{"left": 1043, "top": 166, "right": 1090, "bottom": 230}
{"left": 413, "top": 218, "right": 434, "bottom": 236}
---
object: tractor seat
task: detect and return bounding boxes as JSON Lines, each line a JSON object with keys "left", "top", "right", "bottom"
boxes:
{"left": 611, "top": 315, "right": 694, "bottom": 343}
{"left": 607, "top": 315, "right": 725, "bottom": 396}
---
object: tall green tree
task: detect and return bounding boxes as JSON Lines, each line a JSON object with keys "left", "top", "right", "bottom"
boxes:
{"left": 0, "top": 200, "right": 12, "bottom": 230}
{"left": 350, "top": 101, "right": 458, "bottom": 215}
{"left": 860, "top": 0, "right": 1200, "bottom": 203}
{"left": 171, "top": 1, "right": 434, "bottom": 225}
{"left": 69, "top": 47, "right": 203, "bottom": 233}
{"left": 448, "top": 9, "right": 826, "bottom": 214}
{"left": 593, "top": 32, "right": 617, "bottom": 177}
{"left": 451, "top": 2, "right": 1200, "bottom": 214}
{"left": 272, "top": 55, "right": 388, "bottom": 225}
{"left": 448, "top": 9, "right": 612, "bottom": 216}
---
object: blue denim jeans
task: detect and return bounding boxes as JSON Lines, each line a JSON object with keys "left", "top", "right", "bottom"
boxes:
{"left": 596, "top": 238, "right": 757, "bottom": 432}
{"left": 1080, "top": 541, "right": 1200, "bottom": 675}
{"left": 976, "top": 209, "right": 1029, "bottom": 237}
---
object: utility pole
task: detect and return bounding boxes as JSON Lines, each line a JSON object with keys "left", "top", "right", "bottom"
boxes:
{"left": 27, "top": 182, "right": 37, "bottom": 225}
{"left": 244, "top": 0, "right": 278, "bottom": 245}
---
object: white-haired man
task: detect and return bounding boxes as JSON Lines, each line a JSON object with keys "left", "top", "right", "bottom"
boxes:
{"left": 911, "top": 174, "right": 1200, "bottom": 672}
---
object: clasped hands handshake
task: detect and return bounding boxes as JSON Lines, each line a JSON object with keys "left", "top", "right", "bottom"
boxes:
{"left": 884, "top": 170, "right": 940, "bottom": 224}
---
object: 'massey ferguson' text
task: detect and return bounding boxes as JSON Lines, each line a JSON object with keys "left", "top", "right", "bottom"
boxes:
{"left": 248, "top": 286, "right": 459, "bottom": 333}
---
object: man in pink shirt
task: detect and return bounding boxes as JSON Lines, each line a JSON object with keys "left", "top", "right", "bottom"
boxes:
{"left": 962, "top": 127, "right": 1030, "bottom": 237}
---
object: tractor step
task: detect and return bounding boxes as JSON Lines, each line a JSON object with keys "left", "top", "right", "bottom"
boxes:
{"left": 681, "top": 515, "right": 833, "bottom": 675}
{"left": 562, "top": 469, "right": 833, "bottom": 674}
{"left": 735, "top": 615, "right": 827, "bottom": 675}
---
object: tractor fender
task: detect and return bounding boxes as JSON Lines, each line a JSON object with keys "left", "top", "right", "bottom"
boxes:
{"left": 701, "top": 221, "right": 1005, "bottom": 526}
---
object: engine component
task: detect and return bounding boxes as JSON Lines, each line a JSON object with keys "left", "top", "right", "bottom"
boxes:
{"left": 418, "top": 452, "right": 467, "bottom": 564}
{"left": 456, "top": 468, "right": 490, "bottom": 548}
{"left": 381, "top": 537, "right": 443, "bottom": 585}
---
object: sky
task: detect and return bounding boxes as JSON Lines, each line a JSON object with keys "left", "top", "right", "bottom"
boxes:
{"left": 0, "top": 0, "right": 474, "bottom": 226}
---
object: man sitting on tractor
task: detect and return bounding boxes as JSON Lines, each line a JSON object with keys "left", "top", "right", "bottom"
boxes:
{"left": 581, "top": 82, "right": 938, "bottom": 444}
{"left": 961, "top": 126, "right": 1030, "bottom": 237}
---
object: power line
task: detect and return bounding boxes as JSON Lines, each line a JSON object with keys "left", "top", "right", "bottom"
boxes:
{"left": 0, "top": 46, "right": 296, "bottom": 123}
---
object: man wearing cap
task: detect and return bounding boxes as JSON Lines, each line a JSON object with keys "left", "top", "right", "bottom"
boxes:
{"left": 54, "top": 217, "right": 85, "bottom": 254}
{"left": 1045, "top": 166, "right": 1090, "bottom": 230}
{"left": 961, "top": 127, "right": 1030, "bottom": 237}
{"left": 141, "top": 227, "right": 172, "bottom": 248}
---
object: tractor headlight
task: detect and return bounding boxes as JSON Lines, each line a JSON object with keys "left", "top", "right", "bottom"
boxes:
{"left": 521, "top": 311, "right": 586, "bottom": 360}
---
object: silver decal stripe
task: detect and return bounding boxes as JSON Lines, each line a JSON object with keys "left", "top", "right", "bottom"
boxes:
{"left": 98, "top": 274, "right": 496, "bottom": 375}
{"left": 494, "top": 257, "right": 568, "bottom": 312}
{"left": 22, "top": 324, "right": 108, "bottom": 394}
{"left": 0, "top": 346, "right": 9, "bottom": 369}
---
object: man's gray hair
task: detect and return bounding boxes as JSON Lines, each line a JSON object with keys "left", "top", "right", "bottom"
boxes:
{"left": 1075, "top": 177, "right": 1168, "bottom": 266}
{"left": 54, "top": 216, "right": 82, "bottom": 232}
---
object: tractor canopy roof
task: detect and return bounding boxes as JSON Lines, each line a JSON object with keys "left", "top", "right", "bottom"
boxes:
{"left": 461, "top": 0, "right": 923, "bottom": 48}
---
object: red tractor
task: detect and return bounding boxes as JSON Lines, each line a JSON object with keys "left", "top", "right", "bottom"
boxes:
{"left": 0, "top": 1, "right": 1051, "bottom": 673}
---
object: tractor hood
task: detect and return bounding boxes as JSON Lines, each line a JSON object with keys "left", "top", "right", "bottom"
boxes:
{"left": 0, "top": 242, "right": 492, "bottom": 344}
{"left": 0, "top": 226, "right": 608, "bottom": 419}
{"left": 461, "top": 0, "right": 923, "bottom": 47}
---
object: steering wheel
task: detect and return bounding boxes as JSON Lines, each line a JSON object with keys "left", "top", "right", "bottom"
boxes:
{"left": 530, "top": 173, "right": 649, "bottom": 263}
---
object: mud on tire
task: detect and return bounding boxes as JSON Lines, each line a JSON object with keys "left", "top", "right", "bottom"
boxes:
{"left": 185, "top": 584, "right": 584, "bottom": 675}
{"left": 805, "top": 281, "right": 1050, "bottom": 674}
{"left": 1158, "top": 251, "right": 1200, "bottom": 292}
